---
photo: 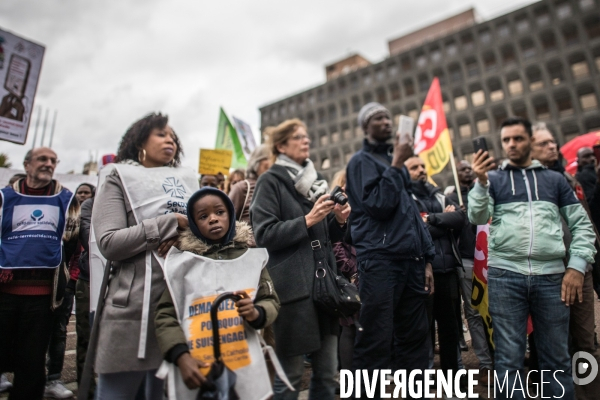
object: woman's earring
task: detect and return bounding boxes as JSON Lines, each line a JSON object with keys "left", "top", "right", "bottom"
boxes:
{"left": 138, "top": 149, "right": 146, "bottom": 163}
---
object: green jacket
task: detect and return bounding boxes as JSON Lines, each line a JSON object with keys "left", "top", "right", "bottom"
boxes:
{"left": 154, "top": 222, "right": 280, "bottom": 362}
{"left": 468, "top": 160, "right": 596, "bottom": 275}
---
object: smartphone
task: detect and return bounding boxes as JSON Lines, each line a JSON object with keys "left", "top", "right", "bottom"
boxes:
{"left": 397, "top": 115, "right": 414, "bottom": 144}
{"left": 472, "top": 136, "right": 489, "bottom": 154}
{"left": 593, "top": 144, "right": 600, "bottom": 164}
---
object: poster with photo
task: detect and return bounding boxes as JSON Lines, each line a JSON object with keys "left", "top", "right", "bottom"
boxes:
{"left": 0, "top": 27, "right": 45, "bottom": 145}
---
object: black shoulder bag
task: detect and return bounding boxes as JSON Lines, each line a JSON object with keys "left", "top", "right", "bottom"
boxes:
{"left": 309, "top": 229, "right": 361, "bottom": 320}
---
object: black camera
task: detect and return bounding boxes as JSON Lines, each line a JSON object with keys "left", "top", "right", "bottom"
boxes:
{"left": 329, "top": 186, "right": 348, "bottom": 206}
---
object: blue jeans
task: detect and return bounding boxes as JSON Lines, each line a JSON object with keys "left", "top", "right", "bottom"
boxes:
{"left": 273, "top": 333, "right": 337, "bottom": 400}
{"left": 95, "top": 370, "right": 163, "bottom": 400}
{"left": 488, "top": 267, "right": 573, "bottom": 400}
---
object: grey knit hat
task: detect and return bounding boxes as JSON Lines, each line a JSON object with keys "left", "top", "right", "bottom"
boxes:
{"left": 357, "top": 102, "right": 391, "bottom": 129}
{"left": 246, "top": 144, "right": 271, "bottom": 179}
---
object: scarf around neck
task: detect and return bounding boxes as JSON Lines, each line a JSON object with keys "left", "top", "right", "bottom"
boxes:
{"left": 276, "top": 154, "right": 329, "bottom": 202}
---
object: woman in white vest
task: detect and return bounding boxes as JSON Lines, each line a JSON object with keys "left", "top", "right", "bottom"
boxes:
{"left": 92, "top": 113, "right": 198, "bottom": 399}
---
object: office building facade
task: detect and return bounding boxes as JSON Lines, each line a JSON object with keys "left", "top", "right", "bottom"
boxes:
{"left": 259, "top": 0, "right": 600, "bottom": 185}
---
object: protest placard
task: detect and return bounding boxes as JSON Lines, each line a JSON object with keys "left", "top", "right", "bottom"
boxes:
{"left": 0, "top": 27, "right": 45, "bottom": 145}
{"left": 199, "top": 148, "right": 233, "bottom": 175}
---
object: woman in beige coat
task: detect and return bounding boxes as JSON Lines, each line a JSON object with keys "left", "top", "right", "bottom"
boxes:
{"left": 92, "top": 113, "right": 195, "bottom": 400}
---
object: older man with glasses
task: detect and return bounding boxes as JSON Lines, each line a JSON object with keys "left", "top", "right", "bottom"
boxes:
{"left": 0, "top": 147, "right": 80, "bottom": 400}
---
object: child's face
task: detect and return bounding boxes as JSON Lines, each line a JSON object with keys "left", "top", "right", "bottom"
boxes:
{"left": 192, "top": 194, "right": 230, "bottom": 241}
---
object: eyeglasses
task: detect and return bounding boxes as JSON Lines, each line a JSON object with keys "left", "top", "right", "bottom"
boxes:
{"left": 290, "top": 133, "right": 310, "bottom": 141}
{"left": 533, "top": 140, "right": 556, "bottom": 148}
{"left": 33, "top": 156, "right": 60, "bottom": 165}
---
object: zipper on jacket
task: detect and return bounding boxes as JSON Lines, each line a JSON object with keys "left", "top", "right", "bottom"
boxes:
{"left": 383, "top": 233, "right": 386, "bottom": 244}
{"left": 522, "top": 169, "right": 534, "bottom": 274}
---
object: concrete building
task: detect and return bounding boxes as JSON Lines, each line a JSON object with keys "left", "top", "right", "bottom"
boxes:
{"left": 259, "top": 0, "right": 600, "bottom": 186}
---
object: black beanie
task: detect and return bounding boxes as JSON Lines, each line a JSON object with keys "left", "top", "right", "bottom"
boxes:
{"left": 186, "top": 187, "right": 236, "bottom": 245}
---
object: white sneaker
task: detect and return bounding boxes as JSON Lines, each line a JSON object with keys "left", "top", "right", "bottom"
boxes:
{"left": 44, "top": 380, "right": 74, "bottom": 398}
{"left": 0, "top": 373, "right": 12, "bottom": 393}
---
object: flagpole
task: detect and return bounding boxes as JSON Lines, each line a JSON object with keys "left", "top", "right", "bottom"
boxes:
{"left": 449, "top": 155, "right": 464, "bottom": 206}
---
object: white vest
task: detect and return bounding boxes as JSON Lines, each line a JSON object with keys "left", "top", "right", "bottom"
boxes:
{"left": 159, "top": 247, "right": 272, "bottom": 400}
{"left": 90, "top": 163, "right": 199, "bottom": 358}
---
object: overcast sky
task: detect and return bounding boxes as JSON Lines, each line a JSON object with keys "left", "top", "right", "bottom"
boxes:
{"left": 0, "top": 0, "right": 533, "bottom": 173}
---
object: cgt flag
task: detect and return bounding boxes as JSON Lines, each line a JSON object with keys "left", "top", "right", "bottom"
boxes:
{"left": 471, "top": 224, "right": 494, "bottom": 350}
{"left": 414, "top": 77, "right": 453, "bottom": 179}
{"left": 215, "top": 107, "right": 247, "bottom": 169}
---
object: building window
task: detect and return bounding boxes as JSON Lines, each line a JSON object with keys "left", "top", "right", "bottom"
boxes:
{"left": 491, "top": 90, "right": 504, "bottom": 101}
{"left": 401, "top": 57, "right": 412, "bottom": 71}
{"left": 418, "top": 74, "right": 429, "bottom": 92}
{"left": 328, "top": 86, "right": 336, "bottom": 99}
{"left": 404, "top": 79, "right": 415, "bottom": 96}
{"left": 331, "top": 131, "right": 341, "bottom": 143}
{"left": 449, "top": 63, "right": 462, "bottom": 82}
{"left": 431, "top": 47, "right": 442, "bottom": 63}
{"left": 416, "top": 52, "right": 427, "bottom": 68}
{"left": 376, "top": 88, "right": 387, "bottom": 104}
{"left": 562, "top": 24, "right": 580, "bottom": 45}
{"left": 332, "top": 152, "right": 341, "bottom": 167}
{"left": 338, "top": 80, "right": 347, "bottom": 94}
{"left": 352, "top": 97, "right": 361, "bottom": 112}
{"left": 319, "top": 131, "right": 329, "bottom": 147}
{"left": 448, "top": 127, "right": 455, "bottom": 140}
{"left": 406, "top": 104, "right": 418, "bottom": 121}
{"left": 363, "top": 73, "right": 372, "bottom": 86}
{"left": 555, "top": 92, "right": 574, "bottom": 116}
{"left": 547, "top": 59, "right": 565, "bottom": 85}
{"left": 497, "top": 22, "right": 510, "bottom": 37}
{"left": 350, "top": 76, "right": 359, "bottom": 90}
{"left": 580, "top": 0, "right": 595, "bottom": 10}
{"left": 533, "top": 97, "right": 551, "bottom": 120}
{"left": 390, "top": 84, "right": 401, "bottom": 101}
{"left": 479, "top": 28, "right": 492, "bottom": 44}
{"left": 343, "top": 128, "right": 352, "bottom": 140}
{"left": 318, "top": 109, "right": 326, "bottom": 124}
{"left": 308, "top": 93, "right": 315, "bottom": 105}
{"left": 344, "top": 151, "right": 353, "bottom": 164}
{"left": 520, "top": 39, "right": 537, "bottom": 59}
{"left": 465, "top": 58, "right": 479, "bottom": 77}
{"left": 571, "top": 61, "right": 590, "bottom": 79}
{"left": 375, "top": 68, "right": 385, "bottom": 82}
{"left": 515, "top": 15, "right": 530, "bottom": 32}
{"left": 526, "top": 66, "right": 544, "bottom": 91}
{"left": 446, "top": 40, "right": 458, "bottom": 56}
{"left": 501, "top": 44, "right": 516, "bottom": 64}
{"left": 477, "top": 119, "right": 490, "bottom": 134}
{"left": 471, "top": 90, "right": 485, "bottom": 107}
{"left": 580, "top": 93, "right": 598, "bottom": 110}
{"left": 535, "top": 6, "right": 550, "bottom": 26}
{"left": 483, "top": 51, "right": 497, "bottom": 71}
{"left": 321, "top": 158, "right": 330, "bottom": 170}
{"left": 317, "top": 89, "right": 324, "bottom": 102}
{"left": 354, "top": 125, "right": 362, "bottom": 137}
{"left": 363, "top": 92, "right": 373, "bottom": 104}
{"left": 584, "top": 15, "right": 600, "bottom": 39}
{"left": 508, "top": 79, "right": 524, "bottom": 95}
{"left": 388, "top": 64, "right": 398, "bottom": 76}
{"left": 461, "top": 34, "right": 474, "bottom": 52}
{"left": 328, "top": 105, "right": 337, "bottom": 121}
{"left": 454, "top": 95, "right": 468, "bottom": 111}
{"left": 540, "top": 30, "right": 557, "bottom": 50}
{"left": 459, "top": 123, "right": 472, "bottom": 138}
{"left": 512, "top": 102, "right": 528, "bottom": 119}
{"left": 443, "top": 98, "right": 451, "bottom": 113}
{"left": 341, "top": 102, "right": 349, "bottom": 116}
{"left": 556, "top": 2, "right": 572, "bottom": 20}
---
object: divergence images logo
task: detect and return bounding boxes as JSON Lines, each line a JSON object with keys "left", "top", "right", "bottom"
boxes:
{"left": 30, "top": 209, "right": 44, "bottom": 221}
{"left": 573, "top": 351, "right": 599, "bottom": 386}
{"left": 162, "top": 177, "right": 186, "bottom": 199}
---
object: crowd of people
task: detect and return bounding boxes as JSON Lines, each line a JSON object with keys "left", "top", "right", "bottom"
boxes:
{"left": 0, "top": 103, "right": 598, "bottom": 400}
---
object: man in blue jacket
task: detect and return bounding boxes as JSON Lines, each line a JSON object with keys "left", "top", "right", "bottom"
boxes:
{"left": 469, "top": 117, "right": 597, "bottom": 400}
{"left": 346, "top": 103, "right": 435, "bottom": 394}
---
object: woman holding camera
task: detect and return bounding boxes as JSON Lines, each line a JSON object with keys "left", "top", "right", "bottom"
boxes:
{"left": 250, "top": 118, "right": 350, "bottom": 400}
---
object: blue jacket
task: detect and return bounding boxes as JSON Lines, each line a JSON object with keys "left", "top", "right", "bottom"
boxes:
{"left": 346, "top": 139, "right": 436, "bottom": 263}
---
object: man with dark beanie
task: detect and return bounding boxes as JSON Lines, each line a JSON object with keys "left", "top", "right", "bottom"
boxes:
{"left": 0, "top": 147, "right": 79, "bottom": 400}
{"left": 345, "top": 103, "right": 435, "bottom": 398}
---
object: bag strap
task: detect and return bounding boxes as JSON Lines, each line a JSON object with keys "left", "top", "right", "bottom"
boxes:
{"left": 258, "top": 332, "right": 295, "bottom": 391}
{"left": 239, "top": 180, "right": 251, "bottom": 222}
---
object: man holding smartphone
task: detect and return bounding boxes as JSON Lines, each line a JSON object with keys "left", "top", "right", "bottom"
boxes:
{"left": 469, "top": 117, "right": 596, "bottom": 400}
{"left": 346, "top": 102, "right": 435, "bottom": 398}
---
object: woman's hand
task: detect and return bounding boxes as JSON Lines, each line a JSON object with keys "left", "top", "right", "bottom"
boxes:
{"left": 233, "top": 291, "right": 259, "bottom": 322}
{"left": 176, "top": 353, "right": 208, "bottom": 389}
{"left": 158, "top": 237, "right": 179, "bottom": 258}
{"left": 305, "top": 194, "right": 335, "bottom": 229}
{"left": 333, "top": 202, "right": 351, "bottom": 225}
{"left": 175, "top": 213, "right": 189, "bottom": 230}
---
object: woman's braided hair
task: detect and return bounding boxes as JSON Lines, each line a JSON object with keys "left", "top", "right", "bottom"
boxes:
{"left": 116, "top": 112, "right": 183, "bottom": 166}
